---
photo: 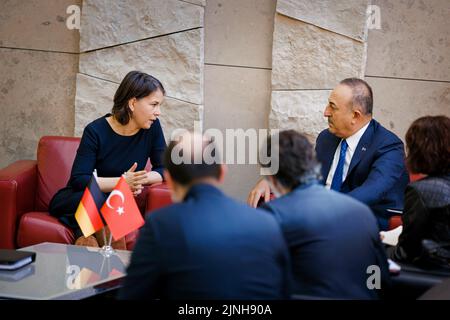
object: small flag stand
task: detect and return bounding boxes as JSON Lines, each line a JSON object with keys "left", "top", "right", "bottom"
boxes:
{"left": 100, "top": 229, "right": 115, "bottom": 257}
{"left": 75, "top": 171, "right": 144, "bottom": 257}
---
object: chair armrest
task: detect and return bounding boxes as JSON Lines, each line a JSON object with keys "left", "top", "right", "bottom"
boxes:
{"left": 17, "top": 212, "right": 75, "bottom": 248}
{"left": 145, "top": 182, "right": 172, "bottom": 216}
{"left": 0, "top": 160, "right": 38, "bottom": 248}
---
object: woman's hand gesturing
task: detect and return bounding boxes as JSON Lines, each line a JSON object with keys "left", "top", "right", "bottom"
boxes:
{"left": 123, "top": 162, "right": 147, "bottom": 196}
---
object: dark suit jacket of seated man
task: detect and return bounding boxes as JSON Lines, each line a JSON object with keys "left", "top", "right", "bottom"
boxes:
{"left": 118, "top": 133, "right": 291, "bottom": 300}
{"left": 316, "top": 78, "right": 409, "bottom": 230}
{"left": 262, "top": 182, "right": 390, "bottom": 299}
{"left": 118, "top": 183, "right": 290, "bottom": 299}
{"left": 261, "top": 130, "right": 390, "bottom": 299}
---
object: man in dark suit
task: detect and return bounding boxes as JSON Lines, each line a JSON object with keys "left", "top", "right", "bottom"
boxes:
{"left": 248, "top": 78, "right": 409, "bottom": 230}
{"left": 260, "top": 130, "right": 390, "bottom": 299}
{"left": 118, "top": 132, "right": 290, "bottom": 300}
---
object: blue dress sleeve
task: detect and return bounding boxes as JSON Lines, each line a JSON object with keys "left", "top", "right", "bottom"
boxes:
{"left": 149, "top": 119, "right": 167, "bottom": 179}
{"left": 69, "top": 125, "right": 98, "bottom": 191}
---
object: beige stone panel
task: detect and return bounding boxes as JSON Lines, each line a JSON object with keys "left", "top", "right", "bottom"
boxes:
{"left": 272, "top": 14, "right": 365, "bottom": 90}
{"left": 0, "top": 0, "right": 80, "bottom": 52}
{"left": 80, "top": 0, "right": 204, "bottom": 52}
{"left": 276, "top": 0, "right": 370, "bottom": 42}
{"left": 0, "top": 49, "right": 77, "bottom": 167}
{"left": 205, "top": 0, "right": 276, "bottom": 69}
{"left": 74, "top": 73, "right": 118, "bottom": 137}
{"left": 366, "top": 0, "right": 450, "bottom": 81}
{"left": 367, "top": 77, "right": 450, "bottom": 142}
{"left": 79, "top": 29, "right": 203, "bottom": 105}
{"left": 270, "top": 90, "right": 330, "bottom": 142}
{"left": 222, "top": 162, "right": 262, "bottom": 202}
{"left": 204, "top": 65, "right": 271, "bottom": 131}
{"left": 159, "top": 98, "right": 204, "bottom": 143}
{"left": 74, "top": 73, "right": 203, "bottom": 141}
{"left": 181, "top": 0, "right": 206, "bottom": 6}
{"left": 204, "top": 64, "right": 271, "bottom": 201}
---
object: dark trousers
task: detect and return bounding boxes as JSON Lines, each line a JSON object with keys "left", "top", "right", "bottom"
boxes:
{"left": 48, "top": 186, "right": 84, "bottom": 239}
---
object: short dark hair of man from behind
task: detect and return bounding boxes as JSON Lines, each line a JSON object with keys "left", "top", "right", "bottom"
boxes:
{"left": 163, "top": 135, "right": 221, "bottom": 186}
{"left": 261, "top": 130, "right": 321, "bottom": 189}
{"left": 405, "top": 115, "right": 450, "bottom": 176}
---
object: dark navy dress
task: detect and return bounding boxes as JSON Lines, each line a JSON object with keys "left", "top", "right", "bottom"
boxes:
{"left": 49, "top": 114, "right": 166, "bottom": 237}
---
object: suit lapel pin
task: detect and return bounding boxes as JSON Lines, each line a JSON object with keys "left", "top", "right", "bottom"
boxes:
{"left": 362, "top": 147, "right": 367, "bottom": 151}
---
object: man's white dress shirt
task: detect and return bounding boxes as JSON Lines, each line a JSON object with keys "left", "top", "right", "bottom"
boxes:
{"left": 325, "top": 121, "right": 371, "bottom": 189}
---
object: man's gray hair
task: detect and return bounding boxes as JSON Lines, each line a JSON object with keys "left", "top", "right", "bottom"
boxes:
{"left": 340, "top": 78, "right": 373, "bottom": 115}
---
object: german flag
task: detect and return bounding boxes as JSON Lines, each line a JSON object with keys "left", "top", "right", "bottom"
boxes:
{"left": 74, "top": 176, "right": 105, "bottom": 237}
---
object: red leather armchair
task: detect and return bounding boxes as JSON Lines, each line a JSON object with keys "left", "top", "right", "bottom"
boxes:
{"left": 145, "top": 183, "right": 172, "bottom": 213}
{"left": 0, "top": 136, "right": 172, "bottom": 250}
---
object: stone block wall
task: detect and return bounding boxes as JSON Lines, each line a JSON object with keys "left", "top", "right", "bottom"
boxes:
{"left": 0, "top": 0, "right": 80, "bottom": 168}
{"left": 75, "top": 0, "right": 205, "bottom": 141}
{"left": 270, "top": 0, "right": 449, "bottom": 144}
{"left": 1, "top": 0, "right": 448, "bottom": 201}
{"left": 365, "top": 0, "right": 450, "bottom": 141}
{"left": 203, "top": 0, "right": 276, "bottom": 200}
{"left": 270, "top": 0, "right": 370, "bottom": 141}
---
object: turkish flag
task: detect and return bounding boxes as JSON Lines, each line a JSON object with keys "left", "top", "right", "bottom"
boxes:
{"left": 100, "top": 176, "right": 145, "bottom": 241}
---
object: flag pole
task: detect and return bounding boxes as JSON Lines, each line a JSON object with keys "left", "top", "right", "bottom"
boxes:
{"left": 103, "top": 229, "right": 107, "bottom": 248}
{"left": 107, "top": 231, "right": 113, "bottom": 248}
{"left": 100, "top": 232, "right": 115, "bottom": 258}
{"left": 95, "top": 169, "right": 108, "bottom": 250}
{"left": 95, "top": 169, "right": 116, "bottom": 257}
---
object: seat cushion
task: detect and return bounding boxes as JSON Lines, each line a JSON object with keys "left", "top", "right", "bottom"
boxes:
{"left": 17, "top": 212, "right": 75, "bottom": 248}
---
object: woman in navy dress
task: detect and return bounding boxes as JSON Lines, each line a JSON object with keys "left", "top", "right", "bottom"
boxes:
{"left": 49, "top": 71, "right": 167, "bottom": 248}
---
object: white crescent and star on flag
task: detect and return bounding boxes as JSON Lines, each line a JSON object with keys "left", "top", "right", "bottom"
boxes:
{"left": 106, "top": 190, "right": 125, "bottom": 216}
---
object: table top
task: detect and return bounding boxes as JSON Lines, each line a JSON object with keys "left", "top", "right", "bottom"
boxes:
{"left": 0, "top": 242, "right": 131, "bottom": 300}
